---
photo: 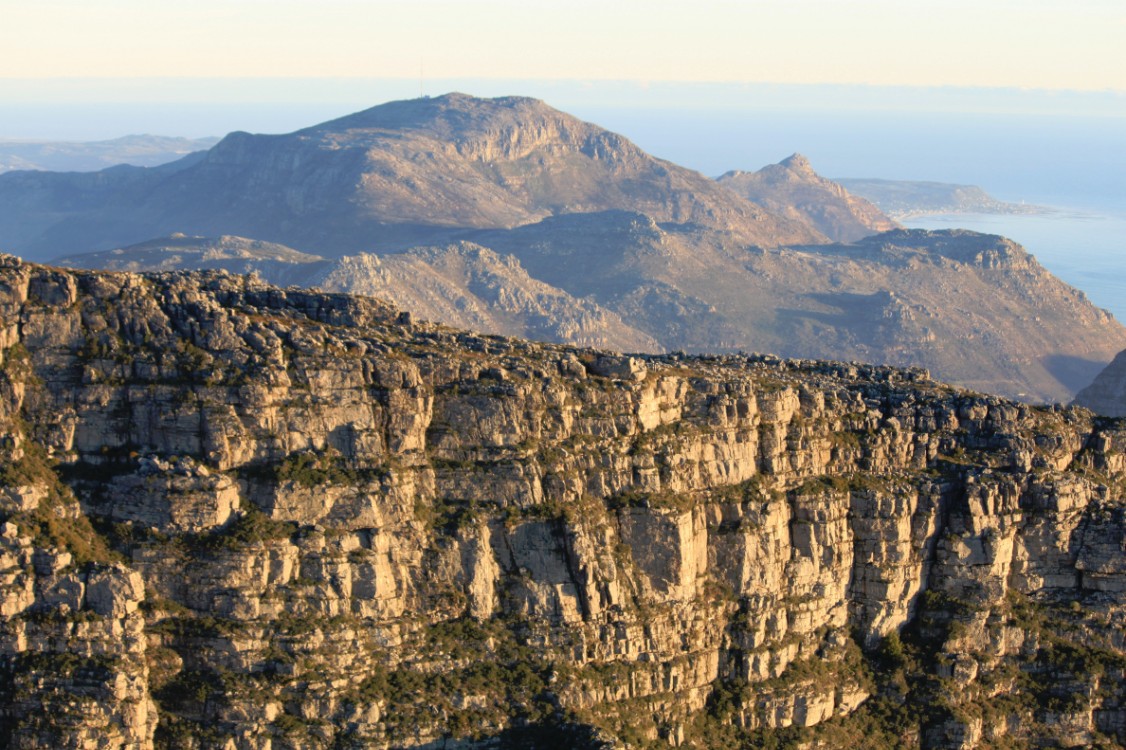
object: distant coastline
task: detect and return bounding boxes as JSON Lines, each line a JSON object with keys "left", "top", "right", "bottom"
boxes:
{"left": 837, "top": 178, "right": 1053, "bottom": 221}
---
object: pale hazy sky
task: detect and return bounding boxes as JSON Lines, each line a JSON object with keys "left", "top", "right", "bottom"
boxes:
{"left": 2, "top": 0, "right": 1124, "bottom": 91}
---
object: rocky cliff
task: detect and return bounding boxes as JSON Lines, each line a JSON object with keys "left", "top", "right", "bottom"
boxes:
{"left": 1, "top": 256, "right": 1124, "bottom": 749}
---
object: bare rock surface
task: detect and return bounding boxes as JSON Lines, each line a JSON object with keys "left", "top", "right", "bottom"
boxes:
{"left": 0, "top": 256, "right": 1123, "bottom": 749}
{"left": 718, "top": 153, "right": 899, "bottom": 242}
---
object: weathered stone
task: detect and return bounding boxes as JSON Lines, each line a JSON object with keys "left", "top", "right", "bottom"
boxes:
{"left": 0, "top": 258, "right": 1123, "bottom": 750}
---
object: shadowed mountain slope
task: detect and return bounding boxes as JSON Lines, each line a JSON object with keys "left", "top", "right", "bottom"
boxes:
{"left": 1073, "top": 348, "right": 1126, "bottom": 417}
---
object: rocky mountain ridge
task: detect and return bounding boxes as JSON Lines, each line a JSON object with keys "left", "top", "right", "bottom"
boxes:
{"left": 1, "top": 257, "right": 1124, "bottom": 749}
{"left": 0, "top": 94, "right": 821, "bottom": 261}
{"left": 52, "top": 220, "right": 1126, "bottom": 405}
{"left": 718, "top": 154, "right": 899, "bottom": 242}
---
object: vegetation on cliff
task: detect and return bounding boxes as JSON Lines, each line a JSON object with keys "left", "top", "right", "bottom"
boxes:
{"left": 1, "top": 256, "right": 1124, "bottom": 749}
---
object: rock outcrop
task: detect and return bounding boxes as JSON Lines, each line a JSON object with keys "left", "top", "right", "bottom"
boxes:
{"left": 718, "top": 154, "right": 899, "bottom": 242}
{"left": 1, "top": 256, "right": 1124, "bottom": 749}
{"left": 1073, "top": 348, "right": 1126, "bottom": 417}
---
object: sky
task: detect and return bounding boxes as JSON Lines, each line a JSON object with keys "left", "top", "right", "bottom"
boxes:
{"left": 0, "top": 0, "right": 1123, "bottom": 312}
{"left": 2, "top": 0, "right": 1124, "bottom": 90}
{"left": 1, "top": 0, "right": 1123, "bottom": 214}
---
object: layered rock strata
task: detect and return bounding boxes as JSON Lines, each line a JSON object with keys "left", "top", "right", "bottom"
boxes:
{"left": 0, "top": 256, "right": 1123, "bottom": 749}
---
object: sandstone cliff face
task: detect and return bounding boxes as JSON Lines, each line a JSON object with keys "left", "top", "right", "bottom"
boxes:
{"left": 1, "top": 256, "right": 1124, "bottom": 749}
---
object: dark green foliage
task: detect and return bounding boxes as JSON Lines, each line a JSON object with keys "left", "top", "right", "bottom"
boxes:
{"left": 153, "top": 669, "right": 229, "bottom": 714}
{"left": 0, "top": 444, "right": 119, "bottom": 565}
{"left": 353, "top": 616, "right": 560, "bottom": 744}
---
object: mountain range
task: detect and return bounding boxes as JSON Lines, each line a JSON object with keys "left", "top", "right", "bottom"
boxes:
{"left": 0, "top": 134, "right": 219, "bottom": 174}
{"left": 4, "top": 93, "right": 1124, "bottom": 403}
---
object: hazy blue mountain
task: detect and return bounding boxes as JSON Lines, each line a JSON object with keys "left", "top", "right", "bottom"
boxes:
{"left": 837, "top": 178, "right": 1049, "bottom": 219}
{"left": 0, "top": 93, "right": 821, "bottom": 262}
{"left": 0, "top": 134, "right": 219, "bottom": 173}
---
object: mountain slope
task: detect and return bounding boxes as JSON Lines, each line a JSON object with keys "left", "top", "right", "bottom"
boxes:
{"left": 471, "top": 217, "right": 1126, "bottom": 402}
{"left": 718, "top": 153, "right": 899, "bottom": 242}
{"left": 313, "top": 242, "right": 659, "bottom": 351}
{"left": 0, "top": 93, "right": 821, "bottom": 261}
{"left": 1073, "top": 348, "right": 1126, "bottom": 417}
{"left": 1, "top": 257, "right": 1124, "bottom": 749}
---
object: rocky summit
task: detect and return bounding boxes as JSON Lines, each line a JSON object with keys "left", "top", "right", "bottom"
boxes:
{"left": 717, "top": 154, "right": 899, "bottom": 243}
{"left": 1, "top": 256, "right": 1124, "bottom": 749}
{"left": 0, "top": 94, "right": 820, "bottom": 261}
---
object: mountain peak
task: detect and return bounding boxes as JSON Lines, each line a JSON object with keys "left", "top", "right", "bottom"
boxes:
{"left": 303, "top": 92, "right": 564, "bottom": 137}
{"left": 779, "top": 153, "right": 813, "bottom": 173}
{"left": 717, "top": 153, "right": 898, "bottom": 242}
{"left": 0, "top": 93, "right": 822, "bottom": 260}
